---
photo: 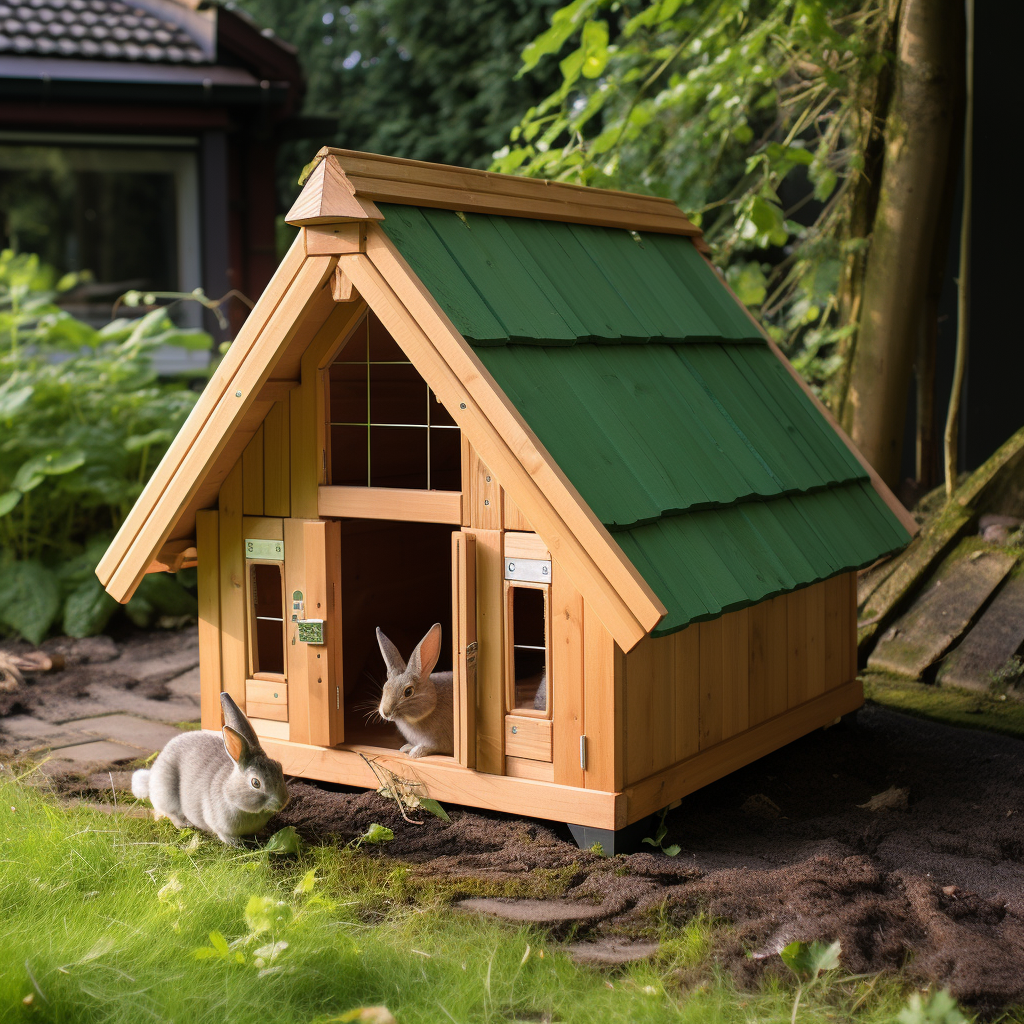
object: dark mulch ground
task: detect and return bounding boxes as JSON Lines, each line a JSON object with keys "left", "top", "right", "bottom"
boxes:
{"left": 270, "top": 705, "right": 1024, "bottom": 1013}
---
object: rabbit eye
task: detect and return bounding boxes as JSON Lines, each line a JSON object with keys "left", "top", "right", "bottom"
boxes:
{"left": 403, "top": 686, "right": 414, "bottom": 698}
{"left": 250, "top": 778, "right": 261, "bottom": 789}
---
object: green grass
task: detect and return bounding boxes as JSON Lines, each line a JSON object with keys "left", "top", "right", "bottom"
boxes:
{"left": 863, "top": 673, "right": 1024, "bottom": 740}
{"left": 0, "top": 768, "right": 968, "bottom": 1024}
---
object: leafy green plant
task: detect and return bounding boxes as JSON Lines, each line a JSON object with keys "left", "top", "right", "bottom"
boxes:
{"left": 0, "top": 250, "right": 210, "bottom": 643}
{"left": 898, "top": 989, "right": 969, "bottom": 1024}
{"left": 642, "top": 807, "right": 681, "bottom": 856}
{"left": 496, "top": 0, "right": 900, "bottom": 396}
{"left": 780, "top": 938, "right": 842, "bottom": 1022}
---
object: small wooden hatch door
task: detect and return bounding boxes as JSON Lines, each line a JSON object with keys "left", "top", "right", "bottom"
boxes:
{"left": 503, "top": 532, "right": 553, "bottom": 765}
{"left": 452, "top": 531, "right": 477, "bottom": 768}
{"left": 301, "top": 520, "right": 344, "bottom": 747}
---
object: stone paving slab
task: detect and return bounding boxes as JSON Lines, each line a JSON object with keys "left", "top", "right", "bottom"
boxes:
{"left": 563, "top": 939, "right": 660, "bottom": 966}
{"left": 165, "top": 666, "right": 201, "bottom": 699}
{"left": 457, "top": 897, "right": 613, "bottom": 925}
{"left": 0, "top": 714, "right": 88, "bottom": 746}
{"left": 70, "top": 714, "right": 182, "bottom": 752}
{"left": 48, "top": 739, "right": 147, "bottom": 764}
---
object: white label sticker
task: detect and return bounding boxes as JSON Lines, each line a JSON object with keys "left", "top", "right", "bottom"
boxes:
{"left": 245, "top": 538, "right": 284, "bottom": 560}
{"left": 504, "top": 557, "right": 551, "bottom": 584}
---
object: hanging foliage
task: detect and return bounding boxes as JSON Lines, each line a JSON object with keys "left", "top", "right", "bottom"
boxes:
{"left": 494, "top": 0, "right": 899, "bottom": 397}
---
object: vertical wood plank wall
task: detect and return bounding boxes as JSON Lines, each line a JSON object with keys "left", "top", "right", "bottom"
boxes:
{"left": 619, "top": 573, "right": 858, "bottom": 787}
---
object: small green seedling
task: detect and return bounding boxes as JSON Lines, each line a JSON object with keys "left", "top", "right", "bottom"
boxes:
{"left": 352, "top": 823, "right": 395, "bottom": 849}
{"left": 780, "top": 939, "right": 841, "bottom": 1022}
{"left": 898, "top": 989, "right": 969, "bottom": 1024}
{"left": 263, "top": 826, "right": 301, "bottom": 855}
{"left": 642, "top": 807, "right": 680, "bottom": 856}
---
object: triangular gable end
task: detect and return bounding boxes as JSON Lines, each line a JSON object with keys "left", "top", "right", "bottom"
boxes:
{"left": 95, "top": 230, "right": 667, "bottom": 651}
{"left": 95, "top": 241, "right": 343, "bottom": 604}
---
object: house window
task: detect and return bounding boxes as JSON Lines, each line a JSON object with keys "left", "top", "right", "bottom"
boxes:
{"left": 328, "top": 312, "right": 461, "bottom": 490}
{"left": 507, "top": 584, "right": 549, "bottom": 716}
{"left": 250, "top": 562, "right": 285, "bottom": 678}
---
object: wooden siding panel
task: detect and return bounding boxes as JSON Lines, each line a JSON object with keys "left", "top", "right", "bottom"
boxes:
{"left": 242, "top": 423, "right": 264, "bottom": 516}
{"left": 218, "top": 460, "right": 246, "bottom": 712}
{"left": 196, "top": 509, "right": 221, "bottom": 730}
{"left": 303, "top": 520, "right": 344, "bottom": 746}
{"left": 551, "top": 565, "right": 585, "bottom": 789}
{"left": 748, "top": 594, "right": 789, "bottom": 725}
{"left": 473, "top": 528, "right": 504, "bottom": 774}
{"left": 623, "top": 635, "right": 675, "bottom": 785}
{"left": 469, "top": 445, "right": 502, "bottom": 530}
{"left": 672, "top": 625, "right": 700, "bottom": 763}
{"left": 263, "top": 400, "right": 290, "bottom": 517}
{"left": 583, "top": 604, "right": 619, "bottom": 791}
{"left": 284, "top": 518, "right": 311, "bottom": 745}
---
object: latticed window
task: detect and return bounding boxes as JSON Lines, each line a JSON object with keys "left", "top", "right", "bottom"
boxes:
{"left": 328, "top": 312, "right": 461, "bottom": 490}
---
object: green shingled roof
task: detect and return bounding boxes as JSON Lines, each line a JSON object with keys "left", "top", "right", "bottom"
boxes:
{"left": 379, "top": 203, "right": 911, "bottom": 636}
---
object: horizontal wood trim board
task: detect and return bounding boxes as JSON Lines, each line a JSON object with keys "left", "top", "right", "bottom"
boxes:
{"left": 323, "top": 150, "right": 700, "bottom": 236}
{"left": 259, "top": 738, "right": 618, "bottom": 829}
{"left": 246, "top": 701, "right": 288, "bottom": 722}
{"left": 245, "top": 680, "right": 288, "bottom": 705}
{"left": 504, "top": 716, "right": 552, "bottom": 761}
{"left": 318, "top": 486, "right": 463, "bottom": 524}
{"left": 505, "top": 756, "right": 555, "bottom": 782}
{"left": 503, "top": 532, "right": 549, "bottom": 561}
{"left": 620, "top": 679, "right": 863, "bottom": 828}
{"left": 250, "top": 717, "right": 290, "bottom": 741}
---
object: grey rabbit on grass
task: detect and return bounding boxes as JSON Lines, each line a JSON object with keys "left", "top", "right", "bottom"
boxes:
{"left": 131, "top": 692, "right": 289, "bottom": 845}
{"left": 376, "top": 623, "right": 454, "bottom": 757}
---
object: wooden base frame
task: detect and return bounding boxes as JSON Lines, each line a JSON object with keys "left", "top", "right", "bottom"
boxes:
{"left": 259, "top": 679, "right": 862, "bottom": 830}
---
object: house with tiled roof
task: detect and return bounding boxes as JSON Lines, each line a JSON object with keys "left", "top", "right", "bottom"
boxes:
{"left": 96, "top": 149, "right": 916, "bottom": 851}
{"left": 0, "top": 0, "right": 328, "bottom": 337}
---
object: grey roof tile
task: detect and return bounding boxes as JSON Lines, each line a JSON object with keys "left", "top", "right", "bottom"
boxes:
{"left": 0, "top": 0, "right": 206, "bottom": 62}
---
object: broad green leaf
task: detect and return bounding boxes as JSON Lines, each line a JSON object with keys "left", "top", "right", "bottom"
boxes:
{"left": 131, "top": 572, "right": 198, "bottom": 618}
{"left": 418, "top": 798, "right": 450, "bottom": 821}
{"left": 726, "top": 261, "right": 768, "bottom": 307}
{"left": 360, "top": 823, "right": 395, "bottom": 845}
{"left": 0, "top": 560, "right": 60, "bottom": 645}
{"left": 662, "top": 843, "right": 681, "bottom": 856}
{"left": 779, "top": 938, "right": 841, "bottom": 980}
{"left": 63, "top": 575, "right": 119, "bottom": 638}
{"left": 209, "top": 931, "right": 230, "bottom": 956}
{"left": 580, "top": 20, "right": 609, "bottom": 79}
{"left": 263, "top": 826, "right": 302, "bottom": 855}
{"left": 0, "top": 385, "right": 32, "bottom": 418}
{"left": 0, "top": 490, "right": 21, "bottom": 516}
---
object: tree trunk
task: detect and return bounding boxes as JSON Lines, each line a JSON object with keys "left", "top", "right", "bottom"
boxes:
{"left": 840, "top": 0, "right": 964, "bottom": 488}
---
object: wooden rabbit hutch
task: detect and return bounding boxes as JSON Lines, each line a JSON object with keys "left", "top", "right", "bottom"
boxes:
{"left": 97, "top": 149, "right": 915, "bottom": 850}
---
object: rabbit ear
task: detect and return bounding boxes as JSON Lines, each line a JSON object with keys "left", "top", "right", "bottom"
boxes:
{"left": 408, "top": 623, "right": 442, "bottom": 680}
{"left": 376, "top": 627, "right": 406, "bottom": 675}
{"left": 222, "top": 726, "right": 251, "bottom": 765}
{"left": 220, "top": 691, "right": 260, "bottom": 749}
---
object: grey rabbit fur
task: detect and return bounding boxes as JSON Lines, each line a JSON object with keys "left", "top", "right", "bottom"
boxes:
{"left": 376, "top": 623, "right": 453, "bottom": 757}
{"left": 130, "top": 692, "right": 289, "bottom": 845}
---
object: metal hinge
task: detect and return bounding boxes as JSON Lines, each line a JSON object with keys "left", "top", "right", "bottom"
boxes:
{"left": 580, "top": 735, "right": 588, "bottom": 771}
{"left": 336, "top": 686, "right": 341, "bottom": 711}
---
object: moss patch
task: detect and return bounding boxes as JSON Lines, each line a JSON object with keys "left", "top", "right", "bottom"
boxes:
{"left": 863, "top": 672, "right": 1024, "bottom": 739}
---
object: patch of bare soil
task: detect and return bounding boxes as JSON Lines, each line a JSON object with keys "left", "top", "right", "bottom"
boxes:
{"left": 12, "top": 696, "right": 1024, "bottom": 1012}
{"left": 271, "top": 705, "right": 1024, "bottom": 1013}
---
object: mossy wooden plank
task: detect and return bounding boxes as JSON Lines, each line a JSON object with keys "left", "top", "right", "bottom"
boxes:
{"left": 868, "top": 549, "right": 1018, "bottom": 679}
{"left": 937, "top": 572, "right": 1024, "bottom": 692}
